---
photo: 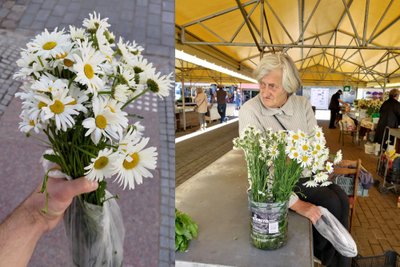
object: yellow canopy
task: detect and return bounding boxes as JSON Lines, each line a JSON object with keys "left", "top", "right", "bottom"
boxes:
{"left": 176, "top": 0, "right": 400, "bottom": 87}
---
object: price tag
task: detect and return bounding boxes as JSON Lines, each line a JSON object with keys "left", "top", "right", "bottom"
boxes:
{"left": 269, "top": 221, "right": 279, "bottom": 234}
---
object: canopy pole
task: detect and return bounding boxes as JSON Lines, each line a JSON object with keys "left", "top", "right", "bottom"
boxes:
{"left": 181, "top": 65, "right": 186, "bottom": 131}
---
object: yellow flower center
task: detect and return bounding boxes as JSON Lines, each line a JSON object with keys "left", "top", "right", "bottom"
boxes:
{"left": 94, "top": 156, "right": 109, "bottom": 170}
{"left": 95, "top": 115, "right": 107, "bottom": 129}
{"left": 293, "top": 152, "right": 299, "bottom": 157}
{"left": 84, "top": 64, "right": 94, "bottom": 79}
{"left": 29, "top": 120, "right": 35, "bottom": 126}
{"left": 107, "top": 105, "right": 116, "bottom": 113}
{"left": 38, "top": 101, "right": 47, "bottom": 109}
{"left": 302, "top": 155, "right": 309, "bottom": 162}
{"left": 64, "top": 59, "right": 74, "bottom": 67}
{"left": 67, "top": 99, "right": 77, "bottom": 105}
{"left": 302, "top": 145, "right": 309, "bottom": 151}
{"left": 123, "top": 153, "right": 140, "bottom": 170}
{"left": 50, "top": 100, "right": 65, "bottom": 114}
{"left": 293, "top": 134, "right": 299, "bottom": 140}
{"left": 56, "top": 52, "right": 68, "bottom": 59}
{"left": 42, "top": 41, "right": 57, "bottom": 50}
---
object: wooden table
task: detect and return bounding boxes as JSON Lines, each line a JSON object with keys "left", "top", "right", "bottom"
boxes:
{"left": 176, "top": 149, "right": 314, "bottom": 267}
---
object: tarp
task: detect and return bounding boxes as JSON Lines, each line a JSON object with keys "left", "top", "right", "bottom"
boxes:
{"left": 176, "top": 0, "right": 400, "bottom": 87}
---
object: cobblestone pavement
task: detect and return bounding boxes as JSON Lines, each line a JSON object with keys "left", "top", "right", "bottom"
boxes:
{"left": 0, "top": 1, "right": 175, "bottom": 266}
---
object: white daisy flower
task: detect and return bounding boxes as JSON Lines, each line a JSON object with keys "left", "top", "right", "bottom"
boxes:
{"left": 314, "top": 172, "right": 329, "bottom": 183}
{"left": 31, "top": 75, "right": 67, "bottom": 93}
{"left": 69, "top": 25, "right": 86, "bottom": 41}
{"left": 39, "top": 89, "right": 82, "bottom": 131}
{"left": 73, "top": 39, "right": 106, "bottom": 94}
{"left": 14, "top": 50, "right": 49, "bottom": 80}
{"left": 83, "top": 12, "right": 110, "bottom": 31}
{"left": 288, "top": 149, "right": 301, "bottom": 161}
{"left": 320, "top": 181, "right": 332, "bottom": 187}
{"left": 145, "top": 70, "right": 173, "bottom": 98}
{"left": 118, "top": 126, "right": 143, "bottom": 152}
{"left": 117, "top": 38, "right": 143, "bottom": 64}
{"left": 68, "top": 85, "right": 89, "bottom": 113}
{"left": 96, "top": 25, "right": 114, "bottom": 60}
{"left": 113, "top": 137, "right": 157, "bottom": 190}
{"left": 51, "top": 43, "right": 76, "bottom": 70}
{"left": 112, "top": 84, "right": 130, "bottom": 102}
{"left": 298, "top": 154, "right": 312, "bottom": 168}
{"left": 82, "top": 97, "right": 123, "bottom": 144}
{"left": 119, "top": 66, "right": 137, "bottom": 87}
{"left": 27, "top": 28, "right": 71, "bottom": 59}
{"left": 313, "top": 126, "right": 325, "bottom": 142}
{"left": 325, "top": 162, "right": 334, "bottom": 174}
{"left": 333, "top": 150, "right": 343, "bottom": 165}
{"left": 84, "top": 148, "right": 118, "bottom": 181}
{"left": 19, "top": 111, "right": 42, "bottom": 134}
{"left": 303, "top": 180, "right": 318, "bottom": 188}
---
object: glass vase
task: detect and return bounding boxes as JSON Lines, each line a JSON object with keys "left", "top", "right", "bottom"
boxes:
{"left": 248, "top": 199, "right": 288, "bottom": 250}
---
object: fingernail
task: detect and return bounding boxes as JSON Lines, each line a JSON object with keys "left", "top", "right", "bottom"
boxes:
{"left": 91, "top": 181, "right": 98, "bottom": 188}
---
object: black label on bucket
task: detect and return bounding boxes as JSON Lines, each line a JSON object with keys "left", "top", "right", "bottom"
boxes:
{"left": 251, "top": 213, "right": 279, "bottom": 234}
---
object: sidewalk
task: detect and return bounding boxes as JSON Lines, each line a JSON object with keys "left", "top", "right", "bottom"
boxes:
{"left": 0, "top": 1, "right": 175, "bottom": 266}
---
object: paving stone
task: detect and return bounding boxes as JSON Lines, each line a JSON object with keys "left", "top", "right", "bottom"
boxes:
{"left": 2, "top": 1, "right": 15, "bottom": 9}
{"left": 24, "top": 3, "right": 41, "bottom": 14}
{"left": 35, "top": 8, "right": 51, "bottom": 22}
{"left": 1, "top": 19, "right": 17, "bottom": 29}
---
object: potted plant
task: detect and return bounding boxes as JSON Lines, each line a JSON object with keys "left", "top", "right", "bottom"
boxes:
{"left": 233, "top": 126, "right": 341, "bottom": 250}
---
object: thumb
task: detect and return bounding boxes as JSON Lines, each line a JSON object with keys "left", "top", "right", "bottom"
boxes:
{"left": 63, "top": 177, "right": 99, "bottom": 199}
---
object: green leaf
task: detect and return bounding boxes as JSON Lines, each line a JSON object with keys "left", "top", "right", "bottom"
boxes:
{"left": 43, "top": 154, "right": 62, "bottom": 165}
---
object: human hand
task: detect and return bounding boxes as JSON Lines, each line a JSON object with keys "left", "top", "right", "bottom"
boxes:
{"left": 24, "top": 177, "right": 98, "bottom": 233}
{"left": 290, "top": 199, "right": 321, "bottom": 224}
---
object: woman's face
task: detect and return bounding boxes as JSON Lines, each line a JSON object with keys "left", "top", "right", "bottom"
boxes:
{"left": 258, "top": 69, "right": 288, "bottom": 108}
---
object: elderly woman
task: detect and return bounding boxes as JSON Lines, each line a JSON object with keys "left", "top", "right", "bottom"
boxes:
{"left": 239, "top": 54, "right": 350, "bottom": 267}
{"left": 194, "top": 87, "right": 208, "bottom": 131}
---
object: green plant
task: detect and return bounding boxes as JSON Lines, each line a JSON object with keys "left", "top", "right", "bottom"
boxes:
{"left": 175, "top": 209, "right": 198, "bottom": 252}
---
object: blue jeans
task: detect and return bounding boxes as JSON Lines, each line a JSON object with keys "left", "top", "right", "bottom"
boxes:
{"left": 217, "top": 103, "right": 226, "bottom": 123}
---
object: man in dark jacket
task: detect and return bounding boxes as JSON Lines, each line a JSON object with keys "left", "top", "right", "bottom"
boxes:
{"left": 328, "top": 90, "right": 347, "bottom": 129}
{"left": 374, "top": 89, "right": 400, "bottom": 146}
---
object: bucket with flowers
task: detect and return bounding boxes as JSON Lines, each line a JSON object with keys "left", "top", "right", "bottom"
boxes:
{"left": 14, "top": 12, "right": 172, "bottom": 266}
{"left": 233, "top": 126, "right": 341, "bottom": 250}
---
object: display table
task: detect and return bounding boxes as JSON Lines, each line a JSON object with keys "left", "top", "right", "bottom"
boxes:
{"left": 176, "top": 149, "right": 314, "bottom": 267}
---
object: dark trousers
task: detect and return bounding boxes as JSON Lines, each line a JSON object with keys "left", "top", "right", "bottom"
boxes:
{"left": 296, "top": 179, "right": 351, "bottom": 267}
{"left": 329, "top": 109, "right": 340, "bottom": 128}
{"left": 217, "top": 103, "right": 226, "bottom": 123}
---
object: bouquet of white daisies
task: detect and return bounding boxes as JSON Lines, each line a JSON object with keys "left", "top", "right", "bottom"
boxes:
{"left": 233, "top": 126, "right": 342, "bottom": 203}
{"left": 14, "top": 12, "right": 172, "bottom": 267}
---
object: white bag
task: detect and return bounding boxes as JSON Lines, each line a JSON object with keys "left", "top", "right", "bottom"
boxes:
{"left": 314, "top": 206, "right": 358, "bottom": 257}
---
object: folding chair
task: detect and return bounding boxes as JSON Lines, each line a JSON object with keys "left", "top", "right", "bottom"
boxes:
{"left": 338, "top": 120, "right": 357, "bottom": 146}
{"left": 333, "top": 159, "right": 362, "bottom": 232}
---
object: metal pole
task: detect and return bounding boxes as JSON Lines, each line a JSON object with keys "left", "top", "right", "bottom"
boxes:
{"left": 181, "top": 64, "right": 186, "bottom": 131}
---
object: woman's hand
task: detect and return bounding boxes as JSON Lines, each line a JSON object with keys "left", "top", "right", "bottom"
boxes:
{"left": 290, "top": 199, "right": 321, "bottom": 224}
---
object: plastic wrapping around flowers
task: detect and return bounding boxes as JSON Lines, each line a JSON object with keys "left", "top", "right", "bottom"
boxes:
{"left": 314, "top": 206, "right": 358, "bottom": 257}
{"left": 14, "top": 11, "right": 173, "bottom": 266}
{"left": 64, "top": 192, "right": 125, "bottom": 267}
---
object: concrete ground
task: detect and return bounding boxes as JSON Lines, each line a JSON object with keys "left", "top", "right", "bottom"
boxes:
{"left": 176, "top": 119, "right": 400, "bottom": 262}
{"left": 0, "top": 1, "right": 175, "bottom": 266}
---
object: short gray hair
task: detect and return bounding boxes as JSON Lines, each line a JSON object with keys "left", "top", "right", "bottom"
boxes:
{"left": 253, "top": 53, "right": 301, "bottom": 94}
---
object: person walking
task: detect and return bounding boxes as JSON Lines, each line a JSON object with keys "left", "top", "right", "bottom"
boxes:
{"left": 216, "top": 86, "right": 227, "bottom": 123}
{"left": 328, "top": 90, "right": 349, "bottom": 129}
{"left": 194, "top": 87, "right": 208, "bottom": 131}
{"left": 374, "top": 88, "right": 400, "bottom": 146}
